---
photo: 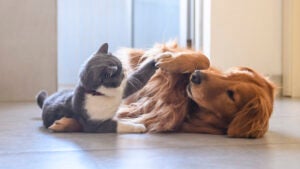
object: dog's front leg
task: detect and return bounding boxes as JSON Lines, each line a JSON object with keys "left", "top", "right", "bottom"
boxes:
{"left": 155, "top": 52, "right": 210, "bottom": 73}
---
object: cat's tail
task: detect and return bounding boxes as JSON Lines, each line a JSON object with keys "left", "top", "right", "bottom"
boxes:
{"left": 36, "top": 90, "right": 48, "bottom": 109}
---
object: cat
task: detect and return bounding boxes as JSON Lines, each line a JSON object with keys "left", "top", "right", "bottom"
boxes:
{"left": 36, "top": 43, "right": 157, "bottom": 133}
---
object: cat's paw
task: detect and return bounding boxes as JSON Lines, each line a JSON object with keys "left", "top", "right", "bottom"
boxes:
{"left": 117, "top": 121, "right": 147, "bottom": 133}
{"left": 132, "top": 123, "right": 147, "bottom": 133}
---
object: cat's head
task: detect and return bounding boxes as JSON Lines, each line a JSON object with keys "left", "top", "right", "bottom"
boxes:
{"left": 79, "top": 43, "right": 125, "bottom": 92}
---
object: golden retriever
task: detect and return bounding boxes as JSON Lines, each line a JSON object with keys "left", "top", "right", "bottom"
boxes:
{"left": 117, "top": 41, "right": 276, "bottom": 138}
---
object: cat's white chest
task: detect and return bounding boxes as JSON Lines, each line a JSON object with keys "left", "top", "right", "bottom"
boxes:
{"left": 84, "top": 95, "right": 121, "bottom": 120}
{"left": 84, "top": 82, "right": 125, "bottom": 120}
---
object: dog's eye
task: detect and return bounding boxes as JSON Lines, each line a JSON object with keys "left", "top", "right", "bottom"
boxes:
{"left": 227, "top": 90, "right": 235, "bottom": 101}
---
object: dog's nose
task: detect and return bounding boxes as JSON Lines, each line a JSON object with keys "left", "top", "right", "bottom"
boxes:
{"left": 191, "top": 70, "right": 202, "bottom": 84}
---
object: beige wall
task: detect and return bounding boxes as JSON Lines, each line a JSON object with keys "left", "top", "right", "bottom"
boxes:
{"left": 283, "top": 0, "right": 300, "bottom": 97}
{"left": 207, "top": 0, "right": 282, "bottom": 78}
{"left": 0, "top": 0, "right": 57, "bottom": 101}
{"left": 292, "top": 0, "right": 300, "bottom": 97}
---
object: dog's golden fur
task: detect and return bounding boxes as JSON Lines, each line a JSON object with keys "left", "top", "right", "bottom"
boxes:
{"left": 117, "top": 42, "right": 276, "bottom": 138}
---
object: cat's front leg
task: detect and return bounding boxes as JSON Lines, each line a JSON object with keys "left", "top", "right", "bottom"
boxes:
{"left": 117, "top": 120, "right": 146, "bottom": 133}
{"left": 122, "top": 59, "right": 157, "bottom": 98}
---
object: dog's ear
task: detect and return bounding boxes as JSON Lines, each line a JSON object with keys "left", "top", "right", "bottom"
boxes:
{"left": 227, "top": 93, "right": 273, "bottom": 138}
{"left": 97, "top": 43, "right": 109, "bottom": 54}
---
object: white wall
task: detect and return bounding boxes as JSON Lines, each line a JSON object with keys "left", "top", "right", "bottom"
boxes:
{"left": 0, "top": 0, "right": 57, "bottom": 101}
{"left": 207, "top": 0, "right": 282, "bottom": 78}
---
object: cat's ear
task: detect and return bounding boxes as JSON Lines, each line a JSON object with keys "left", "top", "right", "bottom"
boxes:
{"left": 97, "top": 43, "right": 109, "bottom": 54}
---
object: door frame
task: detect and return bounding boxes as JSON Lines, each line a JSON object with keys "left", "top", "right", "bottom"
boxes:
{"left": 282, "top": 0, "right": 300, "bottom": 97}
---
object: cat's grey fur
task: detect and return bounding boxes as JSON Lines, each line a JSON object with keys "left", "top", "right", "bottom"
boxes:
{"left": 36, "top": 43, "right": 156, "bottom": 133}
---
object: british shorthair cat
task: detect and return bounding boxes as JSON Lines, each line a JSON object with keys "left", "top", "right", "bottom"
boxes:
{"left": 36, "top": 43, "right": 157, "bottom": 133}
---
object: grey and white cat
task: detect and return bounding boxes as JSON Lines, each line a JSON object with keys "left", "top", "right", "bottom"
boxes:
{"left": 36, "top": 43, "right": 157, "bottom": 133}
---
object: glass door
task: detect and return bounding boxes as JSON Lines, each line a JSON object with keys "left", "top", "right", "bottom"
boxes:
{"left": 132, "top": 0, "right": 180, "bottom": 48}
{"left": 58, "top": 0, "right": 201, "bottom": 86}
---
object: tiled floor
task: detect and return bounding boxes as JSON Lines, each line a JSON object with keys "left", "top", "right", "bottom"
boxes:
{"left": 0, "top": 98, "right": 300, "bottom": 169}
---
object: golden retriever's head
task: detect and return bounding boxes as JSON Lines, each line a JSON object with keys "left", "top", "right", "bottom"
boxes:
{"left": 187, "top": 67, "right": 276, "bottom": 138}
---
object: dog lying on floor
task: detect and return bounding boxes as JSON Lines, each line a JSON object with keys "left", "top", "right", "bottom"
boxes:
{"left": 117, "top": 41, "right": 276, "bottom": 138}
{"left": 52, "top": 41, "right": 276, "bottom": 138}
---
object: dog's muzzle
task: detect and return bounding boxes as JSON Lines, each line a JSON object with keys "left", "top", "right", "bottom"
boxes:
{"left": 191, "top": 70, "right": 202, "bottom": 84}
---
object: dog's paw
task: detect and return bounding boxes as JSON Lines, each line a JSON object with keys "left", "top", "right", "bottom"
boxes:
{"left": 155, "top": 52, "right": 208, "bottom": 73}
{"left": 155, "top": 52, "right": 173, "bottom": 60}
{"left": 154, "top": 52, "right": 173, "bottom": 67}
{"left": 154, "top": 52, "right": 176, "bottom": 71}
{"left": 48, "top": 121, "right": 65, "bottom": 132}
{"left": 48, "top": 117, "right": 82, "bottom": 132}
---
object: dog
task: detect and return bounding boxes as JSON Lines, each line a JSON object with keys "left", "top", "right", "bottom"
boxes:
{"left": 117, "top": 41, "right": 276, "bottom": 138}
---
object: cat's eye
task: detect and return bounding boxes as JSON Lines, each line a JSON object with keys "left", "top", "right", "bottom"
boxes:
{"left": 226, "top": 90, "right": 235, "bottom": 101}
{"left": 104, "top": 66, "right": 118, "bottom": 78}
{"left": 104, "top": 73, "right": 111, "bottom": 78}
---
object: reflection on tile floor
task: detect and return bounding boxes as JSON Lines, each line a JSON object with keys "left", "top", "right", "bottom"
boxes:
{"left": 0, "top": 98, "right": 299, "bottom": 169}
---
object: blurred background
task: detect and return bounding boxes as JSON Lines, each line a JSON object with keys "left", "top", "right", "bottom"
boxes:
{"left": 58, "top": 0, "right": 182, "bottom": 85}
{"left": 0, "top": 0, "right": 299, "bottom": 101}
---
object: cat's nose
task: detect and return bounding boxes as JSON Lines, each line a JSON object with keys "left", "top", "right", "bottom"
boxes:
{"left": 191, "top": 70, "right": 202, "bottom": 84}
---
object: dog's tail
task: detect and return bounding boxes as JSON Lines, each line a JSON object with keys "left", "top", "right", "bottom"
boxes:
{"left": 36, "top": 90, "right": 48, "bottom": 109}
